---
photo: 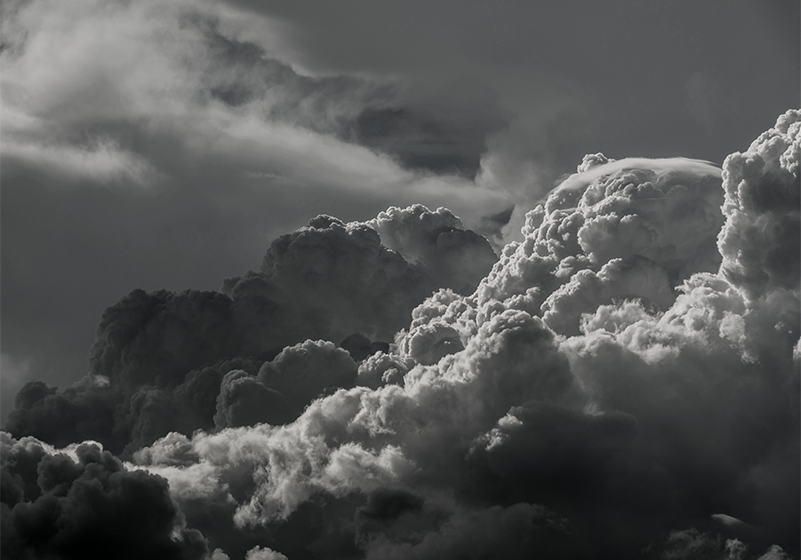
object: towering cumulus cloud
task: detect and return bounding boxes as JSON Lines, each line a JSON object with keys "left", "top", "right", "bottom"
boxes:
{"left": 6, "top": 205, "right": 496, "bottom": 455}
{"left": 3, "top": 112, "right": 799, "bottom": 559}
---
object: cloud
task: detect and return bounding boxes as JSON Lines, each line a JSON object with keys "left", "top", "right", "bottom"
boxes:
{"left": 128, "top": 112, "right": 798, "bottom": 557}
{"left": 1, "top": 4, "right": 798, "bottom": 560}
{"left": 245, "top": 546, "right": 288, "bottom": 560}
{"left": 1, "top": 0, "right": 514, "bottom": 427}
{"left": 4, "top": 0, "right": 795, "bottom": 433}
{"left": 0, "top": 433, "right": 210, "bottom": 559}
{"left": 6, "top": 206, "right": 497, "bottom": 456}
{"left": 717, "top": 110, "right": 801, "bottom": 298}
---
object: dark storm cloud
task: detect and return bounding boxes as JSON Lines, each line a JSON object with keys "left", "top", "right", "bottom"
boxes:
{"left": 6, "top": 206, "right": 497, "bottom": 456}
{"left": 717, "top": 111, "right": 801, "bottom": 298}
{"left": 2, "top": 0, "right": 796, "bottom": 420}
{"left": 0, "top": 0, "right": 510, "bottom": 422}
{"left": 3, "top": 112, "right": 799, "bottom": 557}
{"left": 361, "top": 502, "right": 578, "bottom": 560}
{"left": 1, "top": 434, "right": 210, "bottom": 560}
{"left": 214, "top": 340, "right": 359, "bottom": 429}
{"left": 5, "top": 379, "right": 122, "bottom": 451}
{"left": 1, "top": 0, "right": 799, "bottom": 557}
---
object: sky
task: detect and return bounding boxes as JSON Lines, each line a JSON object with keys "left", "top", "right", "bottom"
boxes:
{"left": 0, "top": 1, "right": 799, "bottom": 559}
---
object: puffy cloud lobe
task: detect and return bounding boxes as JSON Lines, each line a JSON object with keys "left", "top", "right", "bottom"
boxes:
{"left": 88, "top": 289, "right": 239, "bottom": 391}
{"left": 214, "top": 370, "right": 291, "bottom": 429}
{"left": 259, "top": 340, "right": 357, "bottom": 416}
{"left": 5, "top": 379, "right": 122, "bottom": 452}
{"left": 398, "top": 322, "right": 464, "bottom": 366}
{"left": 541, "top": 255, "right": 675, "bottom": 336}
{"left": 450, "top": 309, "right": 576, "bottom": 420}
{"left": 575, "top": 168, "right": 724, "bottom": 281}
{"left": 718, "top": 109, "right": 801, "bottom": 298}
{"left": 247, "top": 214, "right": 423, "bottom": 343}
{"left": 144, "top": 396, "right": 416, "bottom": 528}
{"left": 245, "top": 546, "right": 288, "bottom": 560}
{"left": 215, "top": 207, "right": 496, "bottom": 359}
{"left": 469, "top": 166, "right": 723, "bottom": 340}
{"left": 238, "top": 205, "right": 496, "bottom": 343}
{"left": 1, "top": 433, "right": 209, "bottom": 560}
{"left": 214, "top": 340, "right": 357, "bottom": 428}
{"left": 368, "top": 204, "right": 499, "bottom": 294}
{"left": 355, "top": 352, "right": 415, "bottom": 389}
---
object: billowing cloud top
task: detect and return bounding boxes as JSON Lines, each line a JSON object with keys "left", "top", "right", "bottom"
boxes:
{"left": 3, "top": 113, "right": 800, "bottom": 559}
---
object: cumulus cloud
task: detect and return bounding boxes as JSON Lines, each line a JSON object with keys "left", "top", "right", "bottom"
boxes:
{"left": 112, "top": 112, "right": 800, "bottom": 559}
{"left": 0, "top": 433, "right": 210, "bottom": 559}
{"left": 717, "top": 110, "right": 801, "bottom": 298}
{"left": 361, "top": 502, "right": 578, "bottom": 560}
{"left": 6, "top": 205, "right": 496, "bottom": 456}
{"left": 4, "top": 111, "right": 799, "bottom": 558}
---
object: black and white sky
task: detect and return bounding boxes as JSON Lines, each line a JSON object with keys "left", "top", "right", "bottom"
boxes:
{"left": 1, "top": 1, "right": 800, "bottom": 559}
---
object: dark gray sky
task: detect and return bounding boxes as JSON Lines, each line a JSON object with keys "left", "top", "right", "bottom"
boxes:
{"left": 1, "top": 0, "right": 798, "bottom": 421}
